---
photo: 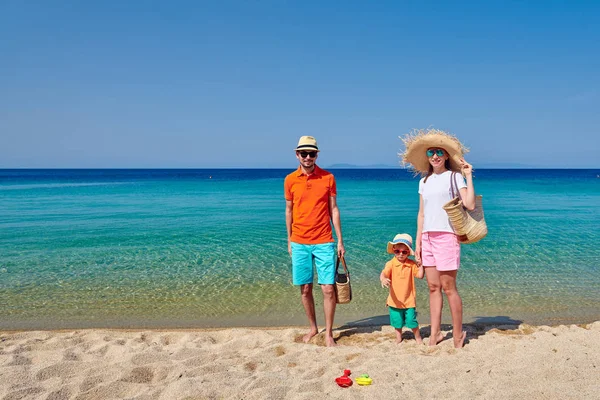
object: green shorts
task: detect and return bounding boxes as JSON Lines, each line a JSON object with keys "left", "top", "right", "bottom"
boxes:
{"left": 389, "top": 306, "right": 418, "bottom": 329}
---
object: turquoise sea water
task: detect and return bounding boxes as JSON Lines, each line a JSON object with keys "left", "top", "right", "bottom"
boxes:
{"left": 1, "top": 169, "right": 599, "bottom": 330}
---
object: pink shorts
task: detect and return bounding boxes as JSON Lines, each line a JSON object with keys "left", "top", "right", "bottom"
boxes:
{"left": 421, "top": 232, "right": 460, "bottom": 271}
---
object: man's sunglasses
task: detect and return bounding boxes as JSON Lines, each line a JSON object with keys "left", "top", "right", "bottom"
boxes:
{"left": 393, "top": 249, "right": 409, "bottom": 255}
{"left": 298, "top": 151, "right": 317, "bottom": 158}
{"left": 426, "top": 148, "right": 445, "bottom": 157}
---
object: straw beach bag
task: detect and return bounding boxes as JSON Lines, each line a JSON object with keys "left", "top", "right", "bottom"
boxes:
{"left": 443, "top": 172, "right": 488, "bottom": 244}
{"left": 334, "top": 256, "right": 352, "bottom": 304}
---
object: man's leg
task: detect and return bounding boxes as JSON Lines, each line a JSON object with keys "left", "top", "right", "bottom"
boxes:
{"left": 291, "top": 243, "right": 318, "bottom": 343}
{"left": 320, "top": 284, "right": 336, "bottom": 347}
{"left": 300, "top": 283, "right": 318, "bottom": 343}
{"left": 314, "top": 243, "right": 337, "bottom": 347}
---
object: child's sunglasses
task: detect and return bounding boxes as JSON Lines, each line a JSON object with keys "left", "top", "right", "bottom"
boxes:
{"left": 299, "top": 151, "right": 317, "bottom": 158}
{"left": 393, "top": 249, "right": 409, "bottom": 255}
{"left": 426, "top": 148, "right": 445, "bottom": 157}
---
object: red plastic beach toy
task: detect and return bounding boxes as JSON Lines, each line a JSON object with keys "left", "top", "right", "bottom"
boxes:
{"left": 335, "top": 369, "right": 353, "bottom": 388}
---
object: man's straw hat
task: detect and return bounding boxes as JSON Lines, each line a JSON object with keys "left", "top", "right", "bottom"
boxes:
{"left": 400, "top": 128, "right": 468, "bottom": 175}
{"left": 295, "top": 136, "right": 320, "bottom": 152}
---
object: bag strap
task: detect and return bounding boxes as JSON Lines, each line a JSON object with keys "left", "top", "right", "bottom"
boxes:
{"left": 450, "top": 172, "right": 463, "bottom": 200}
{"left": 336, "top": 255, "right": 349, "bottom": 275}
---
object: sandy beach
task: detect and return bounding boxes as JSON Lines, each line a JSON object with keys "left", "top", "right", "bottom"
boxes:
{"left": 1, "top": 322, "right": 599, "bottom": 400}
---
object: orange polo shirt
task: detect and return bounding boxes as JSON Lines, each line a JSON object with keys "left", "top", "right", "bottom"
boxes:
{"left": 284, "top": 165, "right": 337, "bottom": 244}
{"left": 382, "top": 258, "right": 419, "bottom": 309}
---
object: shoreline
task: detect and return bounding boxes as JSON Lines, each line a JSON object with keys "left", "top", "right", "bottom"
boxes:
{"left": 2, "top": 310, "right": 599, "bottom": 332}
{"left": 1, "top": 318, "right": 598, "bottom": 334}
{"left": 2, "top": 321, "right": 599, "bottom": 399}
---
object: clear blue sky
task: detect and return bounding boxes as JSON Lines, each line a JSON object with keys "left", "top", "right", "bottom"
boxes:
{"left": 1, "top": 1, "right": 598, "bottom": 168}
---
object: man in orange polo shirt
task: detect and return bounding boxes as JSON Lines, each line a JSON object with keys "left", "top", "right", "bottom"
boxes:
{"left": 284, "top": 136, "right": 345, "bottom": 347}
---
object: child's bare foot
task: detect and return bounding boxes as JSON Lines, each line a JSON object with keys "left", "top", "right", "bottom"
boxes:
{"left": 453, "top": 331, "right": 466, "bottom": 348}
{"left": 428, "top": 331, "right": 444, "bottom": 346}
{"left": 413, "top": 329, "right": 423, "bottom": 344}
{"left": 395, "top": 329, "right": 403, "bottom": 344}
{"left": 325, "top": 335, "right": 337, "bottom": 347}
{"left": 303, "top": 329, "right": 318, "bottom": 343}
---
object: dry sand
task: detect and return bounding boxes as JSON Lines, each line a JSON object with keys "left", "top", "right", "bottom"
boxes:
{"left": 1, "top": 322, "right": 599, "bottom": 400}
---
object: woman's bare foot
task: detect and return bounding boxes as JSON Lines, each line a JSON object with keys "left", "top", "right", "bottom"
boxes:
{"left": 325, "top": 335, "right": 337, "bottom": 347}
{"left": 303, "top": 329, "right": 318, "bottom": 344}
{"left": 428, "top": 331, "right": 444, "bottom": 346}
{"left": 453, "top": 331, "right": 466, "bottom": 348}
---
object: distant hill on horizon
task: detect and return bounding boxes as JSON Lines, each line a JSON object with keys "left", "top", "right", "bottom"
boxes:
{"left": 325, "top": 163, "right": 580, "bottom": 169}
{"left": 327, "top": 163, "right": 402, "bottom": 169}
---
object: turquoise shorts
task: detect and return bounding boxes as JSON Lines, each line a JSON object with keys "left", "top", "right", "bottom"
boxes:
{"left": 291, "top": 242, "right": 335, "bottom": 285}
{"left": 389, "top": 306, "right": 418, "bottom": 329}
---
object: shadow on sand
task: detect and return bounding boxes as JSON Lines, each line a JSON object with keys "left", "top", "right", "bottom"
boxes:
{"left": 333, "top": 314, "right": 525, "bottom": 345}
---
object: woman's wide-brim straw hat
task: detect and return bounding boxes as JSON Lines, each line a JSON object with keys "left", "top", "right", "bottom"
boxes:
{"left": 400, "top": 128, "right": 468, "bottom": 175}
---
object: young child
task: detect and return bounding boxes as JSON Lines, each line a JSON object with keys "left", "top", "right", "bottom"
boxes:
{"left": 380, "top": 233, "right": 424, "bottom": 344}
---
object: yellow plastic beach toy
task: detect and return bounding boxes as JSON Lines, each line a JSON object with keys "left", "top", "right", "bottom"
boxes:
{"left": 355, "top": 374, "right": 373, "bottom": 386}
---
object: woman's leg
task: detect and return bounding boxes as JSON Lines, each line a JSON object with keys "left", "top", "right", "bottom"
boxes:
{"left": 424, "top": 267, "right": 444, "bottom": 346}
{"left": 440, "top": 271, "right": 465, "bottom": 348}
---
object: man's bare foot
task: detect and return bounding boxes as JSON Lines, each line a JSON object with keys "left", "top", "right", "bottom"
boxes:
{"left": 453, "top": 331, "right": 466, "bottom": 348}
{"left": 302, "top": 329, "right": 318, "bottom": 344}
{"left": 325, "top": 335, "right": 337, "bottom": 347}
{"left": 415, "top": 336, "right": 423, "bottom": 345}
{"left": 428, "top": 331, "right": 444, "bottom": 346}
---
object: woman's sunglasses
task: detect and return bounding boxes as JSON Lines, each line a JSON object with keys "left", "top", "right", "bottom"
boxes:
{"left": 393, "top": 249, "right": 409, "bottom": 255}
{"left": 426, "top": 148, "right": 445, "bottom": 157}
{"left": 299, "top": 151, "right": 317, "bottom": 158}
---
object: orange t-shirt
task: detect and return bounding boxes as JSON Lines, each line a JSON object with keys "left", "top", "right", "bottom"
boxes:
{"left": 284, "top": 165, "right": 336, "bottom": 244}
{"left": 382, "top": 258, "right": 420, "bottom": 309}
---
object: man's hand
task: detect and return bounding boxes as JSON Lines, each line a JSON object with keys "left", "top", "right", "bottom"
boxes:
{"left": 337, "top": 242, "right": 345, "bottom": 258}
{"left": 288, "top": 241, "right": 292, "bottom": 256}
{"left": 380, "top": 277, "right": 391, "bottom": 288}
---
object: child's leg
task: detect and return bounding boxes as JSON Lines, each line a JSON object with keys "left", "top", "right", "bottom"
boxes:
{"left": 406, "top": 308, "right": 422, "bottom": 344}
{"left": 395, "top": 328, "right": 403, "bottom": 344}
{"left": 412, "top": 327, "right": 423, "bottom": 344}
{"left": 389, "top": 307, "right": 405, "bottom": 344}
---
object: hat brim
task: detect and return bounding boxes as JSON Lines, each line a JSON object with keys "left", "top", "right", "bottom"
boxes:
{"left": 295, "top": 146, "right": 320, "bottom": 152}
{"left": 387, "top": 239, "right": 415, "bottom": 256}
{"left": 400, "top": 129, "right": 468, "bottom": 175}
